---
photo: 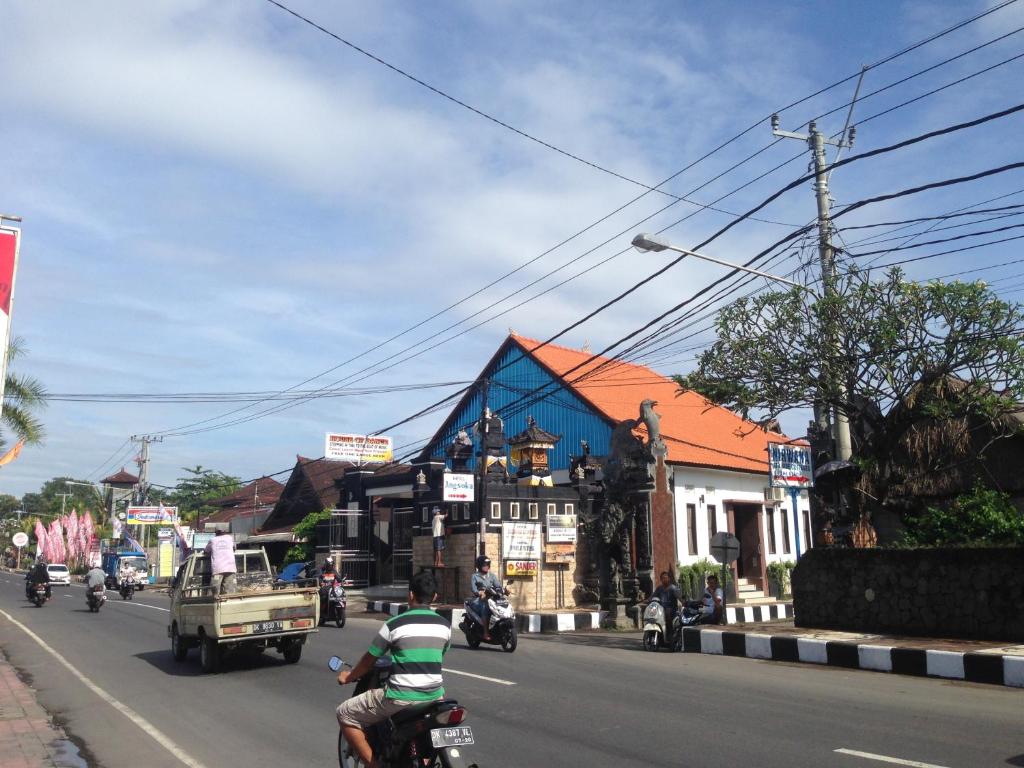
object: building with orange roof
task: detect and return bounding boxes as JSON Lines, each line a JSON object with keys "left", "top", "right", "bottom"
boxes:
{"left": 419, "top": 333, "right": 812, "bottom": 601}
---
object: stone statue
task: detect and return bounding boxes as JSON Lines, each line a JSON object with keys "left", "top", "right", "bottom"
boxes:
{"left": 639, "top": 399, "right": 666, "bottom": 455}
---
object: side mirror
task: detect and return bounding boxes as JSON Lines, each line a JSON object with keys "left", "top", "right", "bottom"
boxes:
{"left": 328, "top": 656, "right": 345, "bottom": 672}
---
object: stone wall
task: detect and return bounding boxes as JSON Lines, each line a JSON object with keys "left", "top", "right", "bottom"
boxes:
{"left": 413, "top": 531, "right": 581, "bottom": 611}
{"left": 792, "top": 547, "right": 1024, "bottom": 641}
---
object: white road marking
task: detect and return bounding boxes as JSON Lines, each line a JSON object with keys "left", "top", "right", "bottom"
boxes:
{"left": 0, "top": 608, "right": 209, "bottom": 768}
{"left": 445, "top": 667, "right": 516, "bottom": 686}
{"left": 835, "top": 748, "right": 951, "bottom": 767}
{"left": 112, "top": 601, "right": 169, "bottom": 612}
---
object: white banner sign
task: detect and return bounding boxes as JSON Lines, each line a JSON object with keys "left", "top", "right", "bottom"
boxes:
{"left": 442, "top": 473, "right": 475, "bottom": 502}
{"left": 502, "top": 522, "right": 542, "bottom": 560}
{"left": 325, "top": 433, "right": 393, "bottom": 463}
{"left": 546, "top": 514, "right": 578, "bottom": 543}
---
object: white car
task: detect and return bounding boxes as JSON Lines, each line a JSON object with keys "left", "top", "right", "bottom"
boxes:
{"left": 45, "top": 563, "right": 72, "bottom": 586}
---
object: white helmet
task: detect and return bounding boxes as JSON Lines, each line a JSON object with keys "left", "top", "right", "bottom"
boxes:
{"left": 325, "top": 556, "right": 334, "bottom": 565}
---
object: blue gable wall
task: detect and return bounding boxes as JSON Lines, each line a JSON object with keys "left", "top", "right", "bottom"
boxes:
{"left": 423, "top": 342, "right": 613, "bottom": 471}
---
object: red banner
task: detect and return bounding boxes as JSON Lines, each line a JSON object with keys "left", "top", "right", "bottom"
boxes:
{"left": 0, "top": 230, "right": 17, "bottom": 316}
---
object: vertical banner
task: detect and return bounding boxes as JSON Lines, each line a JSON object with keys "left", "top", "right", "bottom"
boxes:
{"left": 0, "top": 226, "right": 21, "bottom": 425}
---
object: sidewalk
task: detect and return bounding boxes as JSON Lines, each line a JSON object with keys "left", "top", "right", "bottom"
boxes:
{"left": 681, "top": 620, "right": 1024, "bottom": 689}
{"left": 0, "top": 650, "right": 83, "bottom": 767}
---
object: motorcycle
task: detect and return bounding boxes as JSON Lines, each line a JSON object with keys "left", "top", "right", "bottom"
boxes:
{"left": 319, "top": 573, "right": 348, "bottom": 628}
{"left": 641, "top": 601, "right": 683, "bottom": 652}
{"left": 459, "top": 585, "right": 517, "bottom": 653}
{"left": 86, "top": 584, "right": 107, "bottom": 613}
{"left": 119, "top": 578, "right": 136, "bottom": 601}
{"left": 29, "top": 582, "right": 48, "bottom": 607}
{"left": 329, "top": 656, "right": 477, "bottom": 768}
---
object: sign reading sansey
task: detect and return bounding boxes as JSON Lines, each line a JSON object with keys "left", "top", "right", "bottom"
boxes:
{"left": 501, "top": 522, "right": 542, "bottom": 560}
{"left": 546, "top": 514, "right": 577, "bottom": 543}
{"left": 125, "top": 506, "right": 179, "bottom": 525}
{"left": 768, "top": 444, "right": 814, "bottom": 489}
{"left": 324, "top": 433, "right": 394, "bottom": 464}
{"left": 506, "top": 560, "right": 538, "bottom": 577}
{"left": 442, "top": 473, "right": 475, "bottom": 502}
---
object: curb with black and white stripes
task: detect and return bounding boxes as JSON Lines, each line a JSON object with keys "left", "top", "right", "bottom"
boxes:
{"left": 725, "top": 603, "right": 792, "bottom": 624}
{"left": 366, "top": 601, "right": 604, "bottom": 633}
{"left": 681, "top": 627, "right": 1024, "bottom": 688}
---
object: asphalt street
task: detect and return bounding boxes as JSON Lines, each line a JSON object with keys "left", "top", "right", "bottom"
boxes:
{"left": 0, "top": 572, "right": 1021, "bottom": 768}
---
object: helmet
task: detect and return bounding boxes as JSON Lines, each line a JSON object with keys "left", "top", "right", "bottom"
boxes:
{"left": 325, "top": 556, "right": 334, "bottom": 564}
{"left": 475, "top": 556, "right": 491, "bottom": 570}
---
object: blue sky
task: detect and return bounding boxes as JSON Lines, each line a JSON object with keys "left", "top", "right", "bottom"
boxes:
{"left": 1, "top": 0, "right": 1023, "bottom": 496}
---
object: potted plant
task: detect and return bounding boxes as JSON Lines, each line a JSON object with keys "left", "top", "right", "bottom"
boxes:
{"left": 767, "top": 560, "right": 795, "bottom": 599}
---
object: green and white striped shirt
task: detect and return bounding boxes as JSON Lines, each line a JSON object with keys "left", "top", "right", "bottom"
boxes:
{"left": 368, "top": 608, "right": 451, "bottom": 702}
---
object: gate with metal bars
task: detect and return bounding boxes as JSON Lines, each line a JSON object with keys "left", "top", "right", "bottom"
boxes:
{"left": 390, "top": 507, "right": 414, "bottom": 584}
{"left": 316, "top": 510, "right": 373, "bottom": 587}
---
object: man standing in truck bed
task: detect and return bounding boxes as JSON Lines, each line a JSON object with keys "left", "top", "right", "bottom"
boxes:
{"left": 204, "top": 529, "right": 237, "bottom": 595}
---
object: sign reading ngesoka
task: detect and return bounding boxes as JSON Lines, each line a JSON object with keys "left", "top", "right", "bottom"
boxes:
{"left": 324, "top": 433, "right": 393, "bottom": 463}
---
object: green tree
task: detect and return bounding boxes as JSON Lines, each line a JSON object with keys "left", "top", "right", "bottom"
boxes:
{"left": 0, "top": 493, "right": 20, "bottom": 517}
{"left": 1, "top": 337, "right": 46, "bottom": 448}
{"left": 677, "top": 268, "right": 1024, "bottom": 504}
{"left": 902, "top": 484, "right": 1024, "bottom": 546}
{"left": 20, "top": 477, "right": 101, "bottom": 518}
{"left": 160, "top": 466, "right": 242, "bottom": 522}
{"left": 283, "top": 509, "right": 330, "bottom": 564}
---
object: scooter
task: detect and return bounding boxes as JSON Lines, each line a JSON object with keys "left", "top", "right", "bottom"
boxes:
{"left": 641, "top": 601, "right": 682, "bottom": 652}
{"left": 86, "top": 584, "right": 107, "bottom": 612}
{"left": 319, "top": 574, "right": 347, "bottom": 628}
{"left": 29, "top": 582, "right": 48, "bottom": 607}
{"left": 119, "top": 578, "right": 136, "bottom": 601}
{"left": 460, "top": 585, "right": 517, "bottom": 653}
{"left": 330, "top": 656, "right": 478, "bottom": 768}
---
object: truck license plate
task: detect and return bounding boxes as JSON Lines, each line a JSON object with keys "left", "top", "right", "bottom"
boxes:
{"left": 251, "top": 620, "right": 283, "bottom": 634}
{"left": 430, "top": 726, "right": 474, "bottom": 748}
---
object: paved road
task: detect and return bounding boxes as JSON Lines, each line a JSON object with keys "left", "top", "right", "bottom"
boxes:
{"left": 0, "top": 571, "right": 1021, "bottom": 768}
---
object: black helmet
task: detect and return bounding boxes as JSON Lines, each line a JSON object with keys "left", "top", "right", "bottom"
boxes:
{"left": 475, "top": 556, "right": 491, "bottom": 570}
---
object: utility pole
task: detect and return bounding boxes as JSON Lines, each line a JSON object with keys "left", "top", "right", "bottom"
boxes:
{"left": 57, "top": 493, "right": 72, "bottom": 516}
{"left": 131, "top": 434, "right": 162, "bottom": 549}
{"left": 476, "top": 379, "right": 490, "bottom": 557}
{"left": 771, "top": 115, "right": 856, "bottom": 462}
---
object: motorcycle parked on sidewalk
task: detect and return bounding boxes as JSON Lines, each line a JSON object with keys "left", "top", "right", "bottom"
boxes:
{"left": 319, "top": 573, "right": 348, "bottom": 628}
{"left": 119, "top": 578, "right": 136, "bottom": 601}
{"left": 329, "top": 656, "right": 478, "bottom": 768}
{"left": 87, "top": 584, "right": 107, "bottom": 612}
{"left": 642, "top": 601, "right": 683, "bottom": 652}
{"left": 459, "top": 585, "right": 517, "bottom": 653}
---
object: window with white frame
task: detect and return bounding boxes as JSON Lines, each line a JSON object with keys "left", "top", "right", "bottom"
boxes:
{"left": 510, "top": 502, "right": 521, "bottom": 520}
{"left": 529, "top": 503, "right": 539, "bottom": 520}
{"left": 421, "top": 507, "right": 429, "bottom": 523}
{"left": 565, "top": 503, "right": 574, "bottom": 515}
{"left": 546, "top": 503, "right": 557, "bottom": 516}
{"left": 780, "top": 509, "right": 792, "bottom": 554}
{"left": 490, "top": 502, "right": 501, "bottom": 520}
{"left": 686, "top": 503, "right": 698, "bottom": 555}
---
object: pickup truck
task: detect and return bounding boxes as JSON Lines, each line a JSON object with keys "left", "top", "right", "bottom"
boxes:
{"left": 168, "top": 549, "right": 319, "bottom": 673}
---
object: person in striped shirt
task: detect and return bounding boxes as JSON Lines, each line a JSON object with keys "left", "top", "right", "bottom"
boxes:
{"left": 336, "top": 570, "right": 450, "bottom": 766}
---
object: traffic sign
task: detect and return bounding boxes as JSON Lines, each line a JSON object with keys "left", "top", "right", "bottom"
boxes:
{"left": 709, "top": 531, "right": 740, "bottom": 564}
{"left": 12, "top": 531, "right": 28, "bottom": 548}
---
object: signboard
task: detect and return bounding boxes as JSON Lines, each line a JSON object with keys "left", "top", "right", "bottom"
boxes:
{"left": 125, "top": 506, "right": 179, "bottom": 525}
{"left": 442, "top": 472, "right": 475, "bottom": 502}
{"left": 325, "top": 433, "right": 393, "bottom": 463}
{"left": 157, "top": 528, "right": 174, "bottom": 540}
{"left": 545, "top": 543, "right": 575, "bottom": 564}
{"left": 158, "top": 541, "right": 173, "bottom": 578}
{"left": 501, "top": 522, "right": 542, "bottom": 560}
{"left": 768, "top": 444, "right": 814, "bottom": 489}
{"left": 505, "top": 560, "right": 538, "bottom": 578}
{"left": 12, "top": 531, "right": 28, "bottom": 548}
{"left": 709, "top": 531, "right": 741, "bottom": 564}
{"left": 191, "top": 531, "right": 215, "bottom": 552}
{"left": 546, "top": 514, "right": 577, "bottom": 543}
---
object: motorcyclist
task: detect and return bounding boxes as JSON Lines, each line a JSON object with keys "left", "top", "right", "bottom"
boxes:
{"left": 27, "top": 558, "right": 51, "bottom": 600}
{"left": 470, "top": 556, "right": 503, "bottom": 641}
{"left": 86, "top": 565, "right": 106, "bottom": 590}
{"left": 119, "top": 561, "right": 136, "bottom": 588}
{"left": 650, "top": 571, "right": 681, "bottom": 634}
{"left": 321, "top": 556, "right": 337, "bottom": 580}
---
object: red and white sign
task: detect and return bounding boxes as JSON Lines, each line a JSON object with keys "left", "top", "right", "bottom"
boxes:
{"left": 442, "top": 473, "right": 475, "bottom": 502}
{"left": 0, "top": 227, "right": 21, "bottom": 424}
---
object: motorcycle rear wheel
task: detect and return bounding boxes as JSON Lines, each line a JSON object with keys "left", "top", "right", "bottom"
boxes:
{"left": 643, "top": 630, "right": 660, "bottom": 652}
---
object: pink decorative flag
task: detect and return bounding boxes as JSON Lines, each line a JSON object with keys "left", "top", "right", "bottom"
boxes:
{"left": 33, "top": 519, "right": 47, "bottom": 560}
{"left": 65, "top": 511, "right": 80, "bottom": 566}
{"left": 50, "top": 519, "right": 66, "bottom": 563}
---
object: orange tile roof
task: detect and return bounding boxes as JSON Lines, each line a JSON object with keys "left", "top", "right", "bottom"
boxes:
{"left": 510, "top": 333, "right": 793, "bottom": 474}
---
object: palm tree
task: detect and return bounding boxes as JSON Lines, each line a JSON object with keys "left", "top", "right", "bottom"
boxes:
{"left": 2, "top": 337, "right": 46, "bottom": 448}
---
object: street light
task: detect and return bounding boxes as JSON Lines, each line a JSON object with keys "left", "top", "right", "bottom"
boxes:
{"left": 631, "top": 233, "right": 805, "bottom": 289}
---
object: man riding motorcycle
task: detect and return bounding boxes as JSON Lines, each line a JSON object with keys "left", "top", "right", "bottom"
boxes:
{"left": 336, "top": 570, "right": 449, "bottom": 767}
{"left": 26, "top": 559, "right": 51, "bottom": 601}
{"left": 651, "top": 571, "right": 681, "bottom": 629}
{"left": 470, "top": 556, "right": 503, "bottom": 641}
